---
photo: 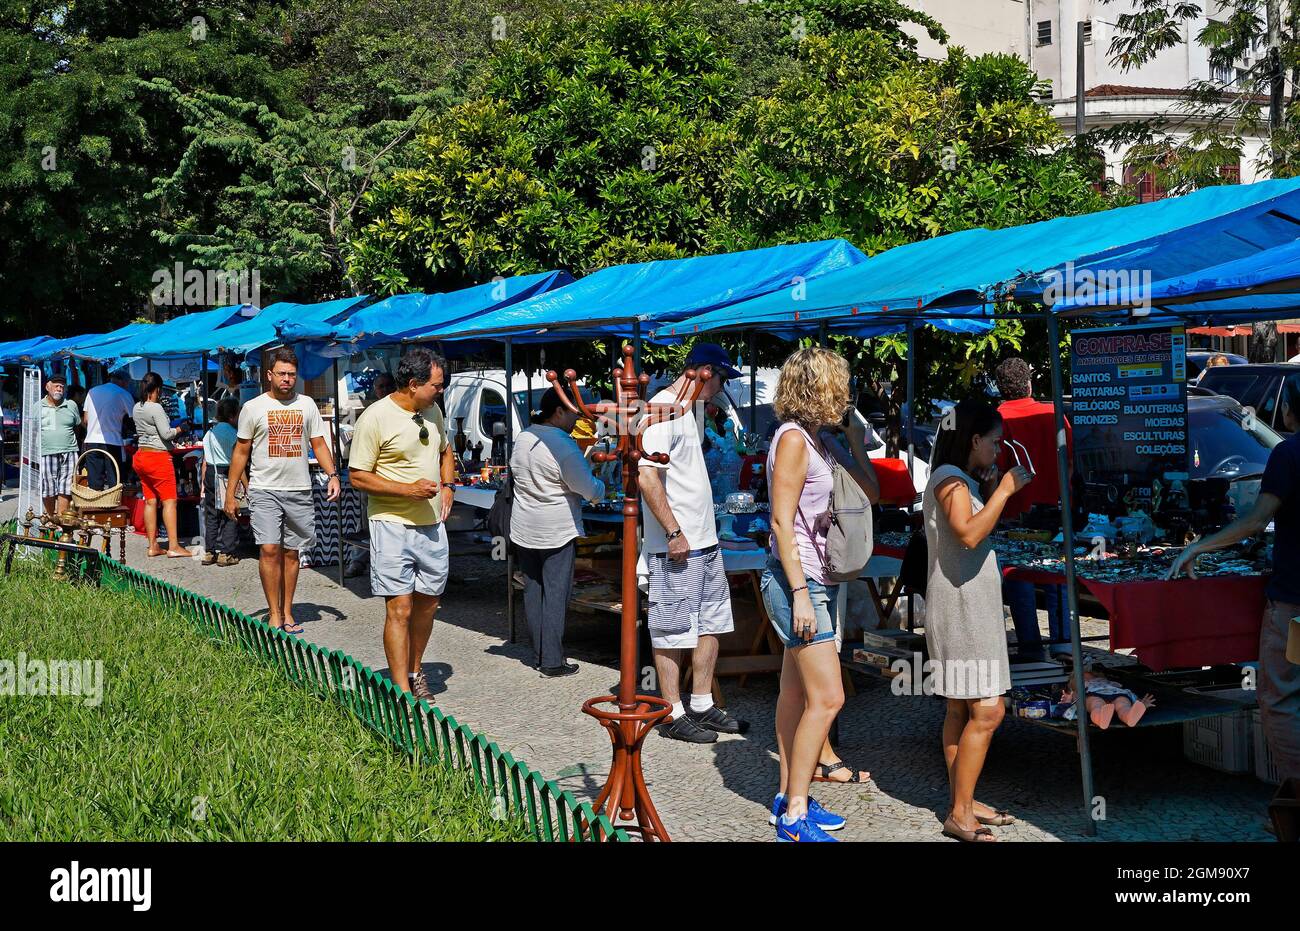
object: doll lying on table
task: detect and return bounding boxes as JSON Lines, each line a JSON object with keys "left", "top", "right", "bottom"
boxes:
{"left": 1061, "top": 664, "right": 1157, "bottom": 729}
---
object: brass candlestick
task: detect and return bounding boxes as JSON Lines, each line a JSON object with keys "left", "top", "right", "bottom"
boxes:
{"left": 547, "top": 345, "right": 711, "bottom": 841}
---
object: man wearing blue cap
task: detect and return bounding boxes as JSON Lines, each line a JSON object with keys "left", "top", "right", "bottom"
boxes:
{"left": 640, "top": 343, "right": 748, "bottom": 742}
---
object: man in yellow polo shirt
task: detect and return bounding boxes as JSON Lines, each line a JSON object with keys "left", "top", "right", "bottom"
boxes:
{"left": 348, "top": 348, "right": 455, "bottom": 703}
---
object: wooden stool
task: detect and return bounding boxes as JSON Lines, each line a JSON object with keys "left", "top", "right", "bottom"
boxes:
{"left": 80, "top": 506, "right": 131, "bottom": 561}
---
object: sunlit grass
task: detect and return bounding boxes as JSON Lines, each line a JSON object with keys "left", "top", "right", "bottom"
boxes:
{"left": 0, "top": 564, "right": 530, "bottom": 841}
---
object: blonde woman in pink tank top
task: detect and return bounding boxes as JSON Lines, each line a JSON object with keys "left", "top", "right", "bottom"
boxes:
{"left": 762, "top": 347, "right": 880, "bottom": 842}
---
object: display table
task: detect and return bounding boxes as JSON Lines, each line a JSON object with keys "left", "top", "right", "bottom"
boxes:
{"left": 452, "top": 483, "right": 498, "bottom": 511}
{"left": 872, "top": 532, "right": 1266, "bottom": 670}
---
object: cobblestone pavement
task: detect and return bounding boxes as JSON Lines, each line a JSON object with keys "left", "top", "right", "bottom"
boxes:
{"left": 6, "top": 493, "right": 1274, "bottom": 842}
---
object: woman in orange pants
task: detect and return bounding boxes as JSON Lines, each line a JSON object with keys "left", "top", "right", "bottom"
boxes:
{"left": 132, "top": 371, "right": 193, "bottom": 557}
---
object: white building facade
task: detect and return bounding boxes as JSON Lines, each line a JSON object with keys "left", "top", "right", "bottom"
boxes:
{"left": 901, "top": 0, "right": 1273, "bottom": 189}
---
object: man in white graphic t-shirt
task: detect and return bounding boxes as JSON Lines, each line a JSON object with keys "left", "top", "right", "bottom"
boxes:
{"left": 225, "top": 347, "right": 339, "bottom": 634}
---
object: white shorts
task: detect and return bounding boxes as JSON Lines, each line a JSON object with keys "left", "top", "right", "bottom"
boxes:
{"left": 370, "top": 519, "right": 449, "bottom": 598}
{"left": 646, "top": 545, "right": 734, "bottom": 649}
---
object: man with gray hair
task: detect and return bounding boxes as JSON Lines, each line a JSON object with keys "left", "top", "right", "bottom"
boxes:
{"left": 348, "top": 348, "right": 455, "bottom": 702}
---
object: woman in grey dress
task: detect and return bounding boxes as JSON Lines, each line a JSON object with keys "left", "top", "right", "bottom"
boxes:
{"left": 924, "top": 397, "right": 1030, "bottom": 842}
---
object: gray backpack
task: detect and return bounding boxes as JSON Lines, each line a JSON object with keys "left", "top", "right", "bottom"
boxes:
{"left": 797, "top": 447, "right": 874, "bottom": 584}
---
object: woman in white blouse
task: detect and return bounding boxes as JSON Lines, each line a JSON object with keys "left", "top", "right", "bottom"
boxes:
{"left": 509, "top": 387, "right": 605, "bottom": 677}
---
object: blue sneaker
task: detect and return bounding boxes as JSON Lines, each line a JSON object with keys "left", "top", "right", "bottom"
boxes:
{"left": 775, "top": 813, "right": 838, "bottom": 843}
{"left": 768, "top": 794, "right": 846, "bottom": 831}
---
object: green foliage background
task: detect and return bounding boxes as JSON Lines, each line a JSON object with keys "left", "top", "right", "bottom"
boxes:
{"left": 1, "top": 0, "right": 1118, "bottom": 406}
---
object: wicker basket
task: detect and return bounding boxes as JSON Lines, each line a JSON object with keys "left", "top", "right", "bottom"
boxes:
{"left": 71, "top": 448, "right": 123, "bottom": 510}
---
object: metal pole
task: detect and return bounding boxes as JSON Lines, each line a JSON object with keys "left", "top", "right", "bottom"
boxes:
{"left": 504, "top": 337, "right": 516, "bottom": 644}
{"left": 633, "top": 321, "right": 642, "bottom": 378}
{"left": 905, "top": 320, "right": 917, "bottom": 630}
{"left": 200, "top": 352, "right": 208, "bottom": 433}
{"left": 818, "top": 321, "right": 829, "bottom": 347}
{"left": 905, "top": 321, "right": 917, "bottom": 485}
{"left": 747, "top": 330, "right": 757, "bottom": 436}
{"left": 1075, "top": 21, "right": 1086, "bottom": 138}
{"left": 1045, "top": 309, "right": 1098, "bottom": 837}
{"left": 332, "top": 358, "right": 344, "bottom": 586}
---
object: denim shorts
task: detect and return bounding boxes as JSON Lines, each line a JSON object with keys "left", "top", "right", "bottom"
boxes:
{"left": 760, "top": 557, "right": 839, "bottom": 649}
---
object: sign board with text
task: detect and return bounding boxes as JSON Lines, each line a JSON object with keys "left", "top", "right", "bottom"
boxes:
{"left": 1069, "top": 324, "right": 1189, "bottom": 512}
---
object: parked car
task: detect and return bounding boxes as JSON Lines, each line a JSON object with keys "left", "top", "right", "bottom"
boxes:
{"left": 1196, "top": 362, "right": 1300, "bottom": 435}
{"left": 1187, "top": 350, "right": 1248, "bottom": 382}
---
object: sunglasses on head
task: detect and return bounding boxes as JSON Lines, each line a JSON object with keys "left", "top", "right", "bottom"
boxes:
{"left": 411, "top": 412, "right": 429, "bottom": 443}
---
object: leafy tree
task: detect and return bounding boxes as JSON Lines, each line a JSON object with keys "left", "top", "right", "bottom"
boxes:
{"left": 0, "top": 2, "right": 295, "bottom": 335}
{"left": 1098, "top": 0, "right": 1298, "bottom": 361}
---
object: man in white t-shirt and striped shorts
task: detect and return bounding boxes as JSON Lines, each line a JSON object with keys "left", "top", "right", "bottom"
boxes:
{"left": 639, "top": 344, "right": 748, "bottom": 743}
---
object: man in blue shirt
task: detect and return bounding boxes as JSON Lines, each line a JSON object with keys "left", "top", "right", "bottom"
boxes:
{"left": 1170, "top": 380, "right": 1300, "bottom": 785}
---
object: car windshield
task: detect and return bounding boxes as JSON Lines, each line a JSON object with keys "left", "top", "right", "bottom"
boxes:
{"left": 1189, "top": 403, "right": 1281, "bottom": 479}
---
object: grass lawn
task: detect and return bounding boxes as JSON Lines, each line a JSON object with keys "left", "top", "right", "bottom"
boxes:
{"left": 0, "top": 563, "right": 530, "bottom": 841}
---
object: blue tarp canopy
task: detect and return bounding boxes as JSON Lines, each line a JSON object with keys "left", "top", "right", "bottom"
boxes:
{"left": 36, "top": 322, "right": 158, "bottom": 364}
{"left": 431, "top": 240, "right": 868, "bottom": 343}
{"left": 665, "top": 177, "right": 1300, "bottom": 336}
{"left": 282, "top": 272, "right": 573, "bottom": 353}
{"left": 0, "top": 335, "right": 54, "bottom": 364}
{"left": 150, "top": 295, "right": 370, "bottom": 358}
{"left": 69, "top": 305, "right": 259, "bottom": 364}
{"left": 1052, "top": 235, "right": 1300, "bottom": 319}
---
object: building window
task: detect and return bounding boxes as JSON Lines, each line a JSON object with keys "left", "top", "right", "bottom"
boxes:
{"left": 1235, "top": 67, "right": 1250, "bottom": 86}
{"left": 1123, "top": 163, "right": 1167, "bottom": 203}
{"left": 1212, "top": 63, "right": 1235, "bottom": 86}
{"left": 1037, "top": 21, "right": 1052, "bottom": 46}
{"left": 1219, "top": 161, "right": 1242, "bottom": 183}
{"left": 1082, "top": 21, "right": 1092, "bottom": 44}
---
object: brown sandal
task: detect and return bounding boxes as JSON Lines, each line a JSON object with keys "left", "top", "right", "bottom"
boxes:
{"left": 942, "top": 816, "right": 997, "bottom": 842}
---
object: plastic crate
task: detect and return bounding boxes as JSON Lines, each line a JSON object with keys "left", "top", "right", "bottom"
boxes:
{"left": 1183, "top": 710, "right": 1253, "bottom": 774}
{"left": 1249, "top": 709, "right": 1283, "bottom": 785}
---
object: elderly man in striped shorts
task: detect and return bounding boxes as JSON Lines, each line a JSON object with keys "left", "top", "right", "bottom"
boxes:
{"left": 40, "top": 374, "right": 81, "bottom": 517}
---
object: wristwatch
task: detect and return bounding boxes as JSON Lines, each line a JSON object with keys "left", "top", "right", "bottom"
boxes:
{"left": 666, "top": 529, "right": 683, "bottom": 542}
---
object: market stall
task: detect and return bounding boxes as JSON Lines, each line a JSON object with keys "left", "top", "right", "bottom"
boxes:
{"left": 654, "top": 176, "right": 1300, "bottom": 832}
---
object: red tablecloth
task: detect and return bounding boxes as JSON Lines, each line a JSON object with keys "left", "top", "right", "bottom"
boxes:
{"left": 871, "top": 540, "right": 1264, "bottom": 670}
{"left": 1076, "top": 574, "right": 1264, "bottom": 670}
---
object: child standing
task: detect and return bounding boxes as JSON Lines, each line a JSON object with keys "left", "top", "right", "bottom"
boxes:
{"left": 202, "top": 397, "right": 242, "bottom": 566}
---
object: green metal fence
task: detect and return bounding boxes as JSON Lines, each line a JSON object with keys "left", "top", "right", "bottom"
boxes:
{"left": 47, "top": 552, "right": 627, "bottom": 843}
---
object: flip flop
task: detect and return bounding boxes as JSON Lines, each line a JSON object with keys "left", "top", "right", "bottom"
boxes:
{"left": 975, "top": 809, "right": 1016, "bottom": 827}
{"left": 166, "top": 551, "right": 192, "bottom": 559}
{"left": 811, "top": 761, "right": 870, "bottom": 784}
{"left": 942, "top": 816, "right": 997, "bottom": 842}
{"left": 281, "top": 621, "right": 305, "bottom": 635}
